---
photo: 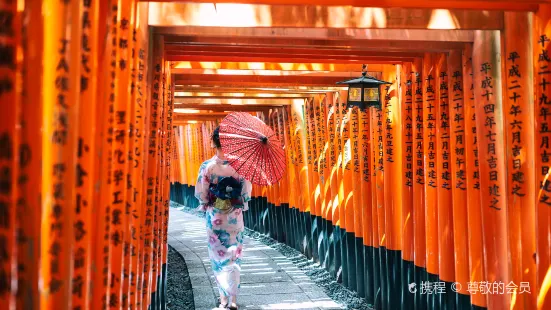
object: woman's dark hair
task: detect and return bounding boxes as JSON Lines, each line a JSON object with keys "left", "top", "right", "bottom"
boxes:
{"left": 212, "top": 126, "right": 221, "bottom": 148}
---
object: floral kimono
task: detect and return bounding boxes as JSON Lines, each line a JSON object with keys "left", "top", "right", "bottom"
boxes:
{"left": 195, "top": 155, "right": 252, "bottom": 298}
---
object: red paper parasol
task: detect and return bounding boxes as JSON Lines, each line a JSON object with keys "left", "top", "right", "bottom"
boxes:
{"left": 219, "top": 112, "right": 286, "bottom": 186}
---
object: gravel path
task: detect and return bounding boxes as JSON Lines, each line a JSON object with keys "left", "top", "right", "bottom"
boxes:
{"left": 167, "top": 245, "right": 194, "bottom": 310}
{"left": 168, "top": 201, "right": 373, "bottom": 310}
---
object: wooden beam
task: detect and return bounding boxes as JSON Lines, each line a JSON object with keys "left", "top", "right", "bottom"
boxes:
{"left": 165, "top": 37, "right": 467, "bottom": 52}
{"left": 167, "top": 55, "right": 411, "bottom": 63}
{"left": 170, "top": 68, "right": 382, "bottom": 77}
{"left": 173, "top": 73, "right": 382, "bottom": 86}
{"left": 173, "top": 114, "right": 227, "bottom": 121}
{"left": 155, "top": 26, "right": 474, "bottom": 42}
{"left": 174, "top": 103, "right": 280, "bottom": 111}
{"left": 148, "top": 2, "right": 505, "bottom": 28}
{"left": 174, "top": 85, "right": 348, "bottom": 93}
{"left": 165, "top": 45, "right": 422, "bottom": 58}
{"left": 171, "top": 61, "right": 388, "bottom": 71}
{"left": 144, "top": 1, "right": 543, "bottom": 11}
{"left": 174, "top": 97, "right": 305, "bottom": 105}
{"left": 174, "top": 91, "right": 310, "bottom": 98}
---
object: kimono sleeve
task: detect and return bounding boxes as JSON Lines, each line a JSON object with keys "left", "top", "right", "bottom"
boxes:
{"left": 241, "top": 178, "right": 252, "bottom": 211}
{"left": 194, "top": 162, "right": 211, "bottom": 211}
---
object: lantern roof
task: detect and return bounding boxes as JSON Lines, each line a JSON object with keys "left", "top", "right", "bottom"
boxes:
{"left": 336, "top": 71, "right": 392, "bottom": 85}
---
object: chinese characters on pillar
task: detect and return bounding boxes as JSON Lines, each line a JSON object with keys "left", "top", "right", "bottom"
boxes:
{"left": 479, "top": 62, "right": 501, "bottom": 210}
{"left": 425, "top": 73, "right": 437, "bottom": 188}
{"left": 414, "top": 72, "right": 424, "bottom": 185}
{"left": 308, "top": 102, "right": 319, "bottom": 173}
{"left": 507, "top": 51, "right": 526, "bottom": 198}
{"left": 439, "top": 69, "right": 451, "bottom": 191}
{"left": 306, "top": 102, "right": 314, "bottom": 167}
{"left": 404, "top": 76, "right": 413, "bottom": 187}
{"left": 451, "top": 70, "right": 466, "bottom": 191}
{"left": 537, "top": 34, "right": 551, "bottom": 206}
{"left": 352, "top": 108, "right": 360, "bottom": 174}
{"left": 385, "top": 85, "right": 394, "bottom": 163}
{"left": 328, "top": 102, "right": 336, "bottom": 168}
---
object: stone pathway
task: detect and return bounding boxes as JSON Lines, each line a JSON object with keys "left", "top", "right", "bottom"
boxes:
{"left": 168, "top": 207, "right": 346, "bottom": 310}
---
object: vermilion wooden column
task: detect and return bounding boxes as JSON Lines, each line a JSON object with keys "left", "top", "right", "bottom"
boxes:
{"left": 41, "top": 0, "right": 81, "bottom": 308}
{"left": 358, "top": 98, "right": 374, "bottom": 304}
{"left": 411, "top": 57, "right": 427, "bottom": 310}
{"left": 370, "top": 106, "right": 385, "bottom": 306}
{"left": 382, "top": 64, "right": 401, "bottom": 308}
{"left": 0, "top": 1, "right": 20, "bottom": 308}
{"left": 422, "top": 53, "right": 439, "bottom": 286}
{"left": 472, "top": 30, "right": 511, "bottom": 310}
{"left": 108, "top": 1, "right": 135, "bottom": 307}
{"left": 447, "top": 49, "right": 470, "bottom": 299}
{"left": 18, "top": 1, "right": 43, "bottom": 309}
{"left": 462, "top": 43, "right": 487, "bottom": 309}
{"left": 383, "top": 64, "right": 402, "bottom": 254}
{"left": 132, "top": 3, "right": 149, "bottom": 307}
{"left": 533, "top": 5, "right": 551, "bottom": 310}
{"left": 400, "top": 62, "right": 414, "bottom": 307}
{"left": 73, "top": 0, "right": 100, "bottom": 308}
{"left": 400, "top": 62, "right": 414, "bottom": 263}
{"left": 503, "top": 11, "right": 537, "bottom": 310}
{"left": 435, "top": 54, "right": 455, "bottom": 292}
{"left": 142, "top": 35, "right": 163, "bottom": 310}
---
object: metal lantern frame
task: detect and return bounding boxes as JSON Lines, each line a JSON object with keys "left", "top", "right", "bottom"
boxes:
{"left": 336, "top": 65, "right": 392, "bottom": 110}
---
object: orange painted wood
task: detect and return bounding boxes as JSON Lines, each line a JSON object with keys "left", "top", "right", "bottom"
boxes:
{"left": 358, "top": 105, "right": 373, "bottom": 247}
{"left": 326, "top": 93, "right": 338, "bottom": 224}
{"left": 370, "top": 107, "right": 383, "bottom": 249}
{"left": 472, "top": 30, "right": 511, "bottom": 309}
{"left": 18, "top": 1, "right": 43, "bottom": 308}
{"left": 40, "top": 0, "right": 81, "bottom": 308}
{"left": 275, "top": 110, "right": 290, "bottom": 206}
{"left": 382, "top": 64, "right": 402, "bottom": 251}
{"left": 107, "top": 0, "right": 135, "bottom": 307}
{"left": 315, "top": 95, "right": 332, "bottom": 222}
{"left": 373, "top": 105, "right": 386, "bottom": 249}
{"left": 130, "top": 3, "right": 149, "bottom": 307}
{"left": 342, "top": 102, "right": 354, "bottom": 233}
{"left": 447, "top": 49, "right": 470, "bottom": 296}
{"left": 411, "top": 57, "right": 426, "bottom": 270}
{"left": 142, "top": 35, "right": 164, "bottom": 309}
{"left": 122, "top": 2, "right": 138, "bottom": 306}
{"left": 91, "top": 0, "right": 115, "bottom": 308}
{"left": 73, "top": 0, "right": 100, "bottom": 308}
{"left": 288, "top": 104, "right": 303, "bottom": 212}
{"left": 335, "top": 92, "right": 346, "bottom": 230}
{"left": 140, "top": 0, "right": 541, "bottom": 11}
{"left": 350, "top": 107, "right": 362, "bottom": 238}
{"left": 462, "top": 44, "right": 486, "bottom": 308}
{"left": 168, "top": 55, "right": 413, "bottom": 64}
{"left": 400, "top": 62, "right": 414, "bottom": 262}
{"left": 504, "top": 11, "right": 537, "bottom": 310}
{"left": 435, "top": 53, "right": 455, "bottom": 283}
{"left": 422, "top": 53, "right": 439, "bottom": 276}
{"left": 534, "top": 5, "right": 551, "bottom": 309}
{"left": 0, "top": 0, "right": 20, "bottom": 307}
{"left": 306, "top": 99, "right": 321, "bottom": 217}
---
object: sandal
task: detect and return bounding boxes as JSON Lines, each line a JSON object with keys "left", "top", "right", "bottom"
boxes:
{"left": 217, "top": 298, "right": 229, "bottom": 309}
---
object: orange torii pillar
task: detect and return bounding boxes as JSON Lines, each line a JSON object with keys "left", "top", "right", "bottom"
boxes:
{"left": 472, "top": 30, "right": 511, "bottom": 310}
{"left": 534, "top": 5, "right": 551, "bottom": 310}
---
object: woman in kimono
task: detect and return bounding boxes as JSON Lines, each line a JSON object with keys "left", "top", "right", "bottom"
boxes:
{"left": 195, "top": 126, "right": 252, "bottom": 310}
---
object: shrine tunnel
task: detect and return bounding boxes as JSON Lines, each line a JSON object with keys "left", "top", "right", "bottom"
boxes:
{"left": 3, "top": 1, "right": 551, "bottom": 310}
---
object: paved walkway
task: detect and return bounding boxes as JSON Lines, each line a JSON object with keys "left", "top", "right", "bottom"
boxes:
{"left": 168, "top": 207, "right": 345, "bottom": 310}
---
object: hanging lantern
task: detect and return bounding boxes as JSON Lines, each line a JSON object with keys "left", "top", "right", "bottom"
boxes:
{"left": 336, "top": 64, "right": 392, "bottom": 110}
